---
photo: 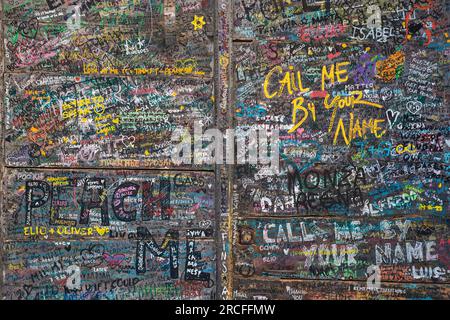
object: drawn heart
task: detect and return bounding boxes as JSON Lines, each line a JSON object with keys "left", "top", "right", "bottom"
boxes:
{"left": 19, "top": 18, "right": 39, "bottom": 40}
{"left": 23, "top": 285, "right": 33, "bottom": 295}
{"left": 199, "top": 220, "right": 212, "bottom": 229}
{"left": 64, "top": 244, "right": 72, "bottom": 252}
{"left": 95, "top": 227, "right": 109, "bottom": 236}
{"left": 386, "top": 109, "right": 400, "bottom": 129}
{"left": 406, "top": 101, "right": 423, "bottom": 115}
{"left": 283, "top": 249, "right": 290, "bottom": 255}
{"left": 121, "top": 135, "right": 136, "bottom": 148}
{"left": 103, "top": 253, "right": 127, "bottom": 268}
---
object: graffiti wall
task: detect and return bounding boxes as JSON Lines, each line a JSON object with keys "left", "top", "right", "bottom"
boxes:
{"left": 2, "top": 169, "right": 216, "bottom": 300}
{"left": 230, "top": 0, "right": 449, "bottom": 300}
{"left": 0, "top": 0, "right": 449, "bottom": 300}
{"left": 0, "top": 0, "right": 218, "bottom": 300}
{"left": 2, "top": 0, "right": 214, "bottom": 169}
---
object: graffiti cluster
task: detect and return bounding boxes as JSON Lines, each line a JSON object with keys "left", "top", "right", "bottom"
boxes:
{"left": 4, "top": 74, "right": 213, "bottom": 168}
{"left": 0, "top": 0, "right": 449, "bottom": 300}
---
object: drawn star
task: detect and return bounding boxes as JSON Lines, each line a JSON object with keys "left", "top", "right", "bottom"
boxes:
{"left": 192, "top": 15, "right": 206, "bottom": 31}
